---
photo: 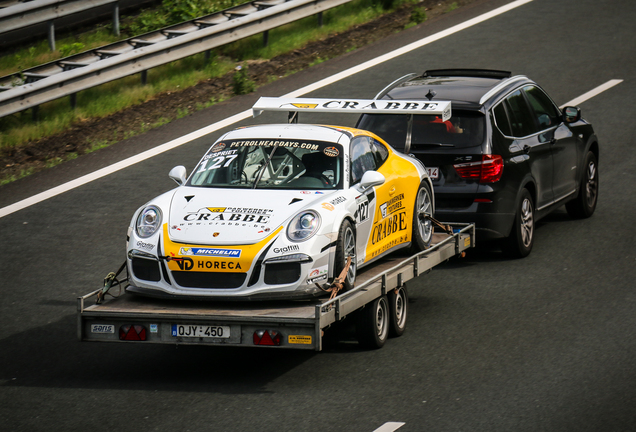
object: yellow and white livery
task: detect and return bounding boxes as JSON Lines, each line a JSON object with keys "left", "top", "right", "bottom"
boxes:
{"left": 125, "top": 97, "right": 447, "bottom": 300}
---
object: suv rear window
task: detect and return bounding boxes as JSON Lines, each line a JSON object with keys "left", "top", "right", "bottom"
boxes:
{"left": 357, "top": 110, "right": 485, "bottom": 150}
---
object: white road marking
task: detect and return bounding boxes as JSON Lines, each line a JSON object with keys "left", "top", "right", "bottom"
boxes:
{"left": 560, "top": 79, "right": 624, "bottom": 108}
{"left": 0, "top": 0, "right": 535, "bottom": 219}
{"left": 373, "top": 422, "right": 406, "bottom": 432}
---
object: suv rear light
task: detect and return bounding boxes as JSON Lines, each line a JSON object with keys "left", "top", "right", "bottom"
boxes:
{"left": 454, "top": 155, "right": 504, "bottom": 183}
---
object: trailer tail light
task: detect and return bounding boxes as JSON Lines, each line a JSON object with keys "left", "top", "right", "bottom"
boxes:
{"left": 253, "top": 330, "right": 282, "bottom": 346}
{"left": 454, "top": 155, "right": 504, "bottom": 183}
{"left": 119, "top": 325, "right": 147, "bottom": 341}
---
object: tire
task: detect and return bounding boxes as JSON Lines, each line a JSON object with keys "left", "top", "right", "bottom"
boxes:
{"left": 502, "top": 188, "right": 534, "bottom": 258}
{"left": 355, "top": 295, "right": 390, "bottom": 349}
{"left": 334, "top": 219, "right": 356, "bottom": 291}
{"left": 388, "top": 286, "right": 408, "bottom": 337}
{"left": 410, "top": 181, "right": 434, "bottom": 252}
{"left": 566, "top": 151, "right": 598, "bottom": 219}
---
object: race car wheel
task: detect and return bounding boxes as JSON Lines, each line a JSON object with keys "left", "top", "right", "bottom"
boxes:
{"left": 502, "top": 188, "right": 534, "bottom": 258}
{"left": 388, "top": 286, "right": 408, "bottom": 337}
{"left": 410, "top": 181, "right": 434, "bottom": 252}
{"left": 334, "top": 219, "right": 356, "bottom": 291}
{"left": 566, "top": 151, "right": 598, "bottom": 219}
{"left": 355, "top": 295, "right": 390, "bottom": 349}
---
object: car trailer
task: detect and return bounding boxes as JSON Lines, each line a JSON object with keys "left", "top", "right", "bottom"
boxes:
{"left": 78, "top": 223, "right": 474, "bottom": 351}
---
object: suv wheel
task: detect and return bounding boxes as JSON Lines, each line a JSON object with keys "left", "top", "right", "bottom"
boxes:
{"left": 566, "top": 151, "right": 598, "bottom": 219}
{"left": 503, "top": 189, "right": 534, "bottom": 258}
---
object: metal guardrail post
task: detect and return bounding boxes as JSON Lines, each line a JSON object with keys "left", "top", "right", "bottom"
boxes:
{"left": 113, "top": 1, "right": 120, "bottom": 36}
{"left": 263, "top": 29, "right": 269, "bottom": 47}
{"left": 141, "top": 70, "right": 147, "bottom": 85}
{"left": 317, "top": 11, "right": 323, "bottom": 26}
{"left": 47, "top": 20, "right": 55, "bottom": 51}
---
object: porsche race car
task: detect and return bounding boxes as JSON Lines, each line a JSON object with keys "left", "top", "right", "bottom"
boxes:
{"left": 125, "top": 97, "right": 449, "bottom": 300}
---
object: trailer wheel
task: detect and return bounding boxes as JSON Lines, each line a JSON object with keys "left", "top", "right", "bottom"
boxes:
{"left": 410, "top": 181, "right": 433, "bottom": 252}
{"left": 334, "top": 219, "right": 356, "bottom": 291}
{"left": 388, "top": 286, "right": 408, "bottom": 337}
{"left": 355, "top": 295, "right": 389, "bottom": 349}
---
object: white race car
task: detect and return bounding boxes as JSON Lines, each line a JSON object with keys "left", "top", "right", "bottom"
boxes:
{"left": 126, "top": 97, "right": 449, "bottom": 300}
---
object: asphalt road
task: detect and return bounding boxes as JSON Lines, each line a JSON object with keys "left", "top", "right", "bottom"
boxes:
{"left": 1, "top": 0, "right": 635, "bottom": 431}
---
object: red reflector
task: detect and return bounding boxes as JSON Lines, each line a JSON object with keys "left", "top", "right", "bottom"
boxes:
{"left": 253, "top": 330, "right": 282, "bottom": 346}
{"left": 474, "top": 198, "right": 493, "bottom": 203}
{"left": 454, "top": 155, "right": 504, "bottom": 183}
{"left": 119, "top": 325, "right": 147, "bottom": 341}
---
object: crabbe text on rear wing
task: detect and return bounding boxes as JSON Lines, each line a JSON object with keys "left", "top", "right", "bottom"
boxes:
{"left": 252, "top": 97, "right": 452, "bottom": 121}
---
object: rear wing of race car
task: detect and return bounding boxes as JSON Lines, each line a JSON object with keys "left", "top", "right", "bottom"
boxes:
{"left": 252, "top": 97, "right": 451, "bottom": 122}
{"left": 251, "top": 96, "right": 452, "bottom": 154}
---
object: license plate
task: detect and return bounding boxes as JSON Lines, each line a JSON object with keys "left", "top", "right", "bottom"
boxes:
{"left": 426, "top": 167, "right": 439, "bottom": 179}
{"left": 172, "top": 324, "right": 230, "bottom": 338}
{"left": 91, "top": 324, "right": 115, "bottom": 334}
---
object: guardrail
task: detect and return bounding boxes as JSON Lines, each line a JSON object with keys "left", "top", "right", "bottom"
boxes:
{"left": 0, "top": 0, "right": 350, "bottom": 119}
{"left": 0, "top": 0, "right": 121, "bottom": 50}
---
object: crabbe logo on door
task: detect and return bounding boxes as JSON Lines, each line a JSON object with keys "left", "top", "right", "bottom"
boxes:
{"left": 371, "top": 211, "right": 408, "bottom": 245}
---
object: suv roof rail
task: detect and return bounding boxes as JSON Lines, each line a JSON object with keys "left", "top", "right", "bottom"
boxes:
{"left": 422, "top": 69, "right": 512, "bottom": 79}
{"left": 373, "top": 73, "right": 419, "bottom": 100}
{"left": 478, "top": 75, "right": 528, "bottom": 105}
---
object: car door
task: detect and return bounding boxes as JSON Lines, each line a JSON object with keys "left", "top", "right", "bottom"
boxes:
{"left": 523, "top": 85, "right": 578, "bottom": 203}
{"left": 503, "top": 89, "right": 554, "bottom": 210}
{"left": 349, "top": 135, "right": 380, "bottom": 265}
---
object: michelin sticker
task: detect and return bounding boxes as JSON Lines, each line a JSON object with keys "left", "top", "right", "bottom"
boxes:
{"left": 179, "top": 247, "right": 241, "bottom": 258}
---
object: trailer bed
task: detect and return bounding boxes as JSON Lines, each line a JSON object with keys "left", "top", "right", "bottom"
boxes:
{"left": 78, "top": 224, "right": 474, "bottom": 350}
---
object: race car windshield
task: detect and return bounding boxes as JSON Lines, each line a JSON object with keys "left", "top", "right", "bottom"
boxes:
{"left": 188, "top": 139, "right": 344, "bottom": 189}
{"left": 357, "top": 110, "right": 485, "bottom": 150}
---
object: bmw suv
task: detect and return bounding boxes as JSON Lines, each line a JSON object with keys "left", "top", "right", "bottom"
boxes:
{"left": 357, "top": 69, "right": 599, "bottom": 257}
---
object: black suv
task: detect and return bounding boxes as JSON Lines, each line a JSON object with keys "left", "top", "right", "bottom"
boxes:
{"left": 357, "top": 69, "right": 599, "bottom": 257}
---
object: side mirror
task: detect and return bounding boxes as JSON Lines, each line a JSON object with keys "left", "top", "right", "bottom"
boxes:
{"left": 169, "top": 166, "right": 187, "bottom": 185}
{"left": 562, "top": 106, "right": 581, "bottom": 124}
{"left": 359, "top": 171, "right": 385, "bottom": 191}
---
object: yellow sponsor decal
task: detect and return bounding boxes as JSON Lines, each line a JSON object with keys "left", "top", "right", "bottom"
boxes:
{"left": 163, "top": 224, "right": 282, "bottom": 273}
{"left": 291, "top": 103, "right": 318, "bottom": 109}
{"left": 207, "top": 207, "right": 227, "bottom": 212}
{"left": 364, "top": 152, "right": 420, "bottom": 262}
{"left": 321, "top": 203, "right": 335, "bottom": 211}
{"left": 289, "top": 335, "right": 312, "bottom": 345}
{"left": 464, "top": 237, "right": 470, "bottom": 248}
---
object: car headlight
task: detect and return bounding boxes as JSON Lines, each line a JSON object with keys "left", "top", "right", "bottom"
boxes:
{"left": 136, "top": 205, "right": 162, "bottom": 238}
{"left": 287, "top": 210, "right": 321, "bottom": 242}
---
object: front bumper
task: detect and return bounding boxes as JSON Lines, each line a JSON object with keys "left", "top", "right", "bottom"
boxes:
{"left": 126, "top": 248, "right": 332, "bottom": 301}
{"left": 126, "top": 283, "right": 327, "bottom": 301}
